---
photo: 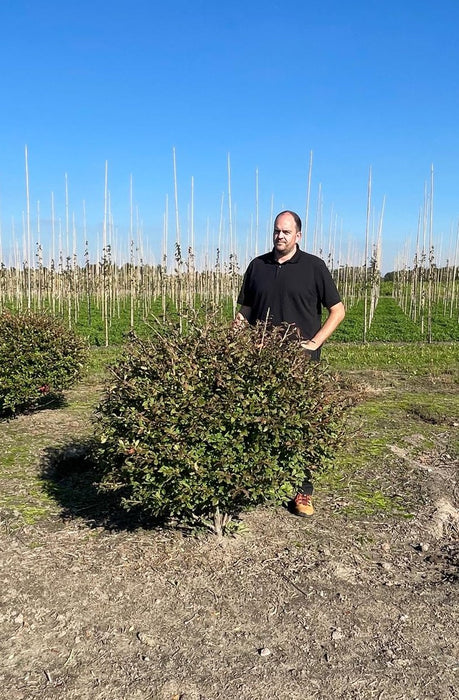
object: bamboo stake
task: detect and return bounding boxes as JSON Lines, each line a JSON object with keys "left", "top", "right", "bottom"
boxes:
{"left": 449, "top": 224, "right": 458, "bottom": 319}
{"left": 255, "top": 168, "right": 259, "bottom": 258}
{"left": 313, "top": 183, "right": 322, "bottom": 256}
{"left": 173, "top": 147, "right": 180, "bottom": 248}
{"left": 304, "top": 150, "right": 313, "bottom": 251}
{"left": 427, "top": 164, "right": 434, "bottom": 343}
{"left": 363, "top": 167, "right": 372, "bottom": 342}
{"left": 129, "top": 174, "right": 135, "bottom": 328}
{"left": 24, "top": 145, "right": 32, "bottom": 309}
{"left": 227, "top": 153, "right": 233, "bottom": 259}
{"left": 103, "top": 161, "right": 109, "bottom": 346}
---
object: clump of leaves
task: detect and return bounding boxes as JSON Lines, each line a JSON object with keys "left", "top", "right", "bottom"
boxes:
{"left": 94, "top": 313, "right": 352, "bottom": 534}
{"left": 0, "top": 310, "right": 88, "bottom": 416}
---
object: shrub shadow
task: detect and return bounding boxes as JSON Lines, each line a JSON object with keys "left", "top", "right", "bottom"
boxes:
{"left": 40, "top": 441, "right": 167, "bottom": 531}
{"left": 1, "top": 393, "right": 68, "bottom": 421}
{"left": 35, "top": 393, "right": 69, "bottom": 411}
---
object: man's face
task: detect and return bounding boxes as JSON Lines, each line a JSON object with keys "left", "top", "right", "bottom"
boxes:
{"left": 273, "top": 213, "right": 301, "bottom": 257}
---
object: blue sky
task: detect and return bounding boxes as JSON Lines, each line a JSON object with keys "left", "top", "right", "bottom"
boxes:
{"left": 1, "top": 0, "right": 458, "bottom": 272}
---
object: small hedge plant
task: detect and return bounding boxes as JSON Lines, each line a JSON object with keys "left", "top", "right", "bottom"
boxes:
{"left": 0, "top": 310, "right": 88, "bottom": 416}
{"left": 95, "top": 313, "right": 351, "bottom": 534}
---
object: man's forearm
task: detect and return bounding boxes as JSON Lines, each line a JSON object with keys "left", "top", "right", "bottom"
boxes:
{"left": 305, "top": 301, "right": 345, "bottom": 348}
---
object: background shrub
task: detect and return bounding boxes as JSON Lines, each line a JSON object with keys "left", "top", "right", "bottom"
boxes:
{"left": 0, "top": 310, "right": 88, "bottom": 416}
{"left": 95, "top": 313, "right": 352, "bottom": 533}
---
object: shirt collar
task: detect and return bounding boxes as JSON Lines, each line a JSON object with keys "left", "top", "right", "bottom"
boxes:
{"left": 270, "top": 244, "right": 301, "bottom": 264}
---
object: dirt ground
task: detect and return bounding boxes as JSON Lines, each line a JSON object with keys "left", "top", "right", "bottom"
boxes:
{"left": 0, "top": 374, "right": 458, "bottom": 700}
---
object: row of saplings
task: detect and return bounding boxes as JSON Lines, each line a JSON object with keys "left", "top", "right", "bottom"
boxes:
{"left": 0, "top": 310, "right": 352, "bottom": 534}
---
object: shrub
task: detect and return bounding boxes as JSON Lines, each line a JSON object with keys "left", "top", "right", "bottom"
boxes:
{"left": 0, "top": 310, "right": 88, "bottom": 416}
{"left": 94, "top": 313, "right": 351, "bottom": 534}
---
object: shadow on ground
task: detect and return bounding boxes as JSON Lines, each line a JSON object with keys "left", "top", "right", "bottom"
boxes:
{"left": 39, "top": 441, "right": 165, "bottom": 531}
{"left": 1, "top": 393, "right": 68, "bottom": 421}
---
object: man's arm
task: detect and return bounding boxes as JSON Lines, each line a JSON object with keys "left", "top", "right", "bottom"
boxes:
{"left": 301, "top": 301, "right": 345, "bottom": 350}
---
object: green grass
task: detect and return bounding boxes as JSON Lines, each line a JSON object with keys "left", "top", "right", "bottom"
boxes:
{"left": 331, "top": 300, "right": 365, "bottom": 342}
{"left": 325, "top": 341, "right": 459, "bottom": 378}
{"left": 315, "top": 389, "right": 458, "bottom": 518}
{"left": 84, "top": 345, "right": 122, "bottom": 379}
{"left": 4, "top": 292, "right": 458, "bottom": 345}
{"left": 2, "top": 296, "right": 234, "bottom": 347}
{"left": 0, "top": 349, "right": 112, "bottom": 527}
{"left": 327, "top": 296, "right": 457, "bottom": 343}
{"left": 368, "top": 297, "right": 423, "bottom": 341}
{"left": 429, "top": 302, "right": 459, "bottom": 340}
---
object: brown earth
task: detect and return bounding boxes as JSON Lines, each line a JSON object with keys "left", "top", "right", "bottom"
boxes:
{"left": 0, "top": 377, "right": 458, "bottom": 700}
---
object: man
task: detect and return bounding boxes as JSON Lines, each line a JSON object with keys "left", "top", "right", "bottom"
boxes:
{"left": 235, "top": 210, "right": 345, "bottom": 517}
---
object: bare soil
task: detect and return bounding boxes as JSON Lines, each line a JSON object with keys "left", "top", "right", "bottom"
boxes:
{"left": 0, "top": 375, "right": 458, "bottom": 700}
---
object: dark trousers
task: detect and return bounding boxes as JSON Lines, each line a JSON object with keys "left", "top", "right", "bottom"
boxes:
{"left": 300, "top": 476, "right": 314, "bottom": 495}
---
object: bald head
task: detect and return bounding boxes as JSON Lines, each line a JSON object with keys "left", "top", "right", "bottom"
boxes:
{"left": 274, "top": 210, "right": 302, "bottom": 233}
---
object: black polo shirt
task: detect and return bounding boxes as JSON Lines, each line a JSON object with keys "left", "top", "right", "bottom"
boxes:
{"left": 237, "top": 246, "right": 341, "bottom": 341}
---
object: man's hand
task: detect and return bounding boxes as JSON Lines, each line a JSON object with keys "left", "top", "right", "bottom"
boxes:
{"left": 300, "top": 339, "right": 318, "bottom": 353}
{"left": 233, "top": 305, "right": 251, "bottom": 329}
{"left": 232, "top": 312, "right": 247, "bottom": 329}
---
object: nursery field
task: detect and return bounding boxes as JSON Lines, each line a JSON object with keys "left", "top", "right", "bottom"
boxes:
{"left": 0, "top": 342, "right": 458, "bottom": 699}
{"left": 0, "top": 250, "right": 457, "bottom": 346}
{"left": 1, "top": 289, "right": 458, "bottom": 346}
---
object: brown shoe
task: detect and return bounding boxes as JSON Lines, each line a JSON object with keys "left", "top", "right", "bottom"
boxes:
{"left": 293, "top": 492, "right": 314, "bottom": 517}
